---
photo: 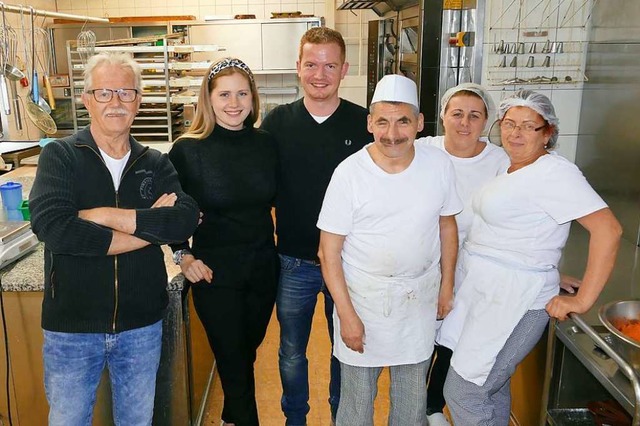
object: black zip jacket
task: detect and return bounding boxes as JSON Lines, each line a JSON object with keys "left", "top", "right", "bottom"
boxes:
{"left": 30, "top": 127, "right": 200, "bottom": 333}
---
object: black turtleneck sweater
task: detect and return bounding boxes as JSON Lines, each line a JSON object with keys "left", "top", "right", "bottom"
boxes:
{"left": 168, "top": 125, "right": 277, "bottom": 288}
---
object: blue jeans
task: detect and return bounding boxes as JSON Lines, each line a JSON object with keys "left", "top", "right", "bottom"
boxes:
{"left": 277, "top": 254, "right": 340, "bottom": 425}
{"left": 43, "top": 320, "right": 163, "bottom": 426}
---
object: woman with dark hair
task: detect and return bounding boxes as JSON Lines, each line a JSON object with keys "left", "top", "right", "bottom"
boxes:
{"left": 169, "top": 57, "right": 278, "bottom": 426}
{"left": 417, "top": 83, "right": 507, "bottom": 426}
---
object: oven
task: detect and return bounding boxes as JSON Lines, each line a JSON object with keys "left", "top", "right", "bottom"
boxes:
{"left": 367, "top": 18, "right": 397, "bottom": 106}
{"left": 49, "top": 87, "right": 76, "bottom": 137}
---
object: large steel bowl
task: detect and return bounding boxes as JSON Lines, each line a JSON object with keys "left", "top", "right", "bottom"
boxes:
{"left": 599, "top": 300, "right": 640, "bottom": 375}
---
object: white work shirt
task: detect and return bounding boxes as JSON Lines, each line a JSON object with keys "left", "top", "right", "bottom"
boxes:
{"left": 448, "top": 152, "right": 607, "bottom": 385}
{"left": 317, "top": 143, "right": 462, "bottom": 367}
{"left": 415, "top": 136, "right": 509, "bottom": 247}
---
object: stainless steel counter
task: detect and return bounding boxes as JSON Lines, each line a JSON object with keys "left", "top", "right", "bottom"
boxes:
{"left": 542, "top": 226, "right": 640, "bottom": 425}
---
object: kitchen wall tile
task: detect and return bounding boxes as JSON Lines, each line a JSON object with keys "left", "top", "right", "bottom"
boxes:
{"left": 280, "top": 3, "right": 298, "bottom": 13}
{"left": 167, "top": 6, "right": 187, "bottom": 16}
{"left": 313, "top": 3, "right": 325, "bottom": 17}
{"left": 297, "top": 4, "right": 313, "bottom": 14}
{"left": 215, "top": 5, "right": 233, "bottom": 15}
{"left": 198, "top": 6, "right": 216, "bottom": 17}
{"left": 334, "top": 23, "right": 347, "bottom": 36}
{"left": 265, "top": 74, "right": 284, "bottom": 85}
{"left": 548, "top": 87, "right": 584, "bottom": 135}
{"left": 56, "top": 0, "right": 72, "bottom": 10}
{"left": 117, "top": 7, "right": 136, "bottom": 17}
{"left": 335, "top": 10, "right": 347, "bottom": 24}
{"left": 554, "top": 135, "right": 577, "bottom": 163}
{"left": 86, "top": 0, "right": 102, "bottom": 9}
{"left": 151, "top": 7, "right": 169, "bottom": 16}
{"left": 133, "top": 0, "right": 152, "bottom": 8}
{"left": 182, "top": 0, "right": 198, "bottom": 6}
{"left": 70, "top": 5, "right": 90, "bottom": 14}
{"left": 232, "top": 4, "right": 250, "bottom": 14}
{"left": 283, "top": 74, "right": 298, "bottom": 85}
{"left": 90, "top": 8, "right": 106, "bottom": 18}
{"left": 249, "top": 5, "right": 266, "bottom": 18}
{"left": 104, "top": 7, "right": 121, "bottom": 18}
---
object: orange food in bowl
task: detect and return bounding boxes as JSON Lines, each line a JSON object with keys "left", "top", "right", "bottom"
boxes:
{"left": 612, "top": 318, "right": 640, "bottom": 342}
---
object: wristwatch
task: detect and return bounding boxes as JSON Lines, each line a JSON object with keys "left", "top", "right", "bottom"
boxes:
{"left": 173, "top": 249, "right": 191, "bottom": 265}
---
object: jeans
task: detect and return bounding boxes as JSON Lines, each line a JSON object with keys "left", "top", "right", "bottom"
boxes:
{"left": 43, "top": 320, "right": 163, "bottom": 426}
{"left": 277, "top": 254, "right": 340, "bottom": 425}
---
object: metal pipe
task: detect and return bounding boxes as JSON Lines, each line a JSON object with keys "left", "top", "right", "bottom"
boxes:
{"left": 0, "top": 3, "right": 108, "bottom": 23}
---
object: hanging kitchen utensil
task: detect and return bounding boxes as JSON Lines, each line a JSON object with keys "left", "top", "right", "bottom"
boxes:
{"left": 0, "top": 6, "right": 11, "bottom": 117}
{"left": 488, "top": 119, "right": 502, "bottom": 147}
{"left": 2, "top": 5, "right": 24, "bottom": 133}
{"left": 77, "top": 27, "right": 96, "bottom": 65}
{"left": 22, "top": 6, "right": 56, "bottom": 134}
{"left": 36, "top": 26, "right": 56, "bottom": 110}
{"left": 29, "top": 8, "right": 50, "bottom": 114}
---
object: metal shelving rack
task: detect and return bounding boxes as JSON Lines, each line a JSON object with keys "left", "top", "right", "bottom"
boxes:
{"left": 66, "top": 37, "right": 222, "bottom": 143}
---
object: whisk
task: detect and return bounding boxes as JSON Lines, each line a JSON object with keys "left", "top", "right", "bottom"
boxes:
{"left": 77, "top": 29, "right": 96, "bottom": 64}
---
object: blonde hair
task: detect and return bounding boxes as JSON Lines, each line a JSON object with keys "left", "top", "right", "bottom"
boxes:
{"left": 176, "top": 58, "right": 259, "bottom": 142}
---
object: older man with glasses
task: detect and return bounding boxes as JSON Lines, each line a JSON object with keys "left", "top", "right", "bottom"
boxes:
{"left": 29, "top": 52, "right": 200, "bottom": 426}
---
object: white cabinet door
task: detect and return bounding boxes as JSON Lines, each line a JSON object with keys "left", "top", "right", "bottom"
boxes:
{"left": 188, "top": 23, "right": 263, "bottom": 71}
{"left": 261, "top": 22, "right": 309, "bottom": 70}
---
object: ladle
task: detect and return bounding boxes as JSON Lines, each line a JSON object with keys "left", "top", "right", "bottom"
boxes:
{"left": 21, "top": 6, "right": 55, "bottom": 134}
{"left": 28, "top": 7, "right": 50, "bottom": 114}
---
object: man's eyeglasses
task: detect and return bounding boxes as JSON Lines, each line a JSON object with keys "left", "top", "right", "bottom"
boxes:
{"left": 500, "top": 120, "right": 546, "bottom": 134}
{"left": 86, "top": 88, "right": 139, "bottom": 103}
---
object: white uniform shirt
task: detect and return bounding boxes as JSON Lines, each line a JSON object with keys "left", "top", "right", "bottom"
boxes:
{"left": 317, "top": 143, "right": 462, "bottom": 367}
{"left": 448, "top": 152, "right": 608, "bottom": 385}
{"left": 465, "top": 152, "right": 608, "bottom": 308}
{"left": 416, "top": 136, "right": 509, "bottom": 247}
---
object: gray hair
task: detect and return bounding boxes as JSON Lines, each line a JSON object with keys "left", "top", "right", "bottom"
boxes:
{"left": 84, "top": 52, "right": 142, "bottom": 92}
{"left": 497, "top": 89, "right": 560, "bottom": 148}
{"left": 369, "top": 101, "right": 419, "bottom": 117}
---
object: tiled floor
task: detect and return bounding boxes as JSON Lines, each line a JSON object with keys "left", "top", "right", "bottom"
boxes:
{"left": 201, "top": 295, "right": 391, "bottom": 425}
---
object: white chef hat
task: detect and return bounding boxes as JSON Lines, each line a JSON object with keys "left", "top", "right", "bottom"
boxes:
{"left": 371, "top": 74, "right": 419, "bottom": 110}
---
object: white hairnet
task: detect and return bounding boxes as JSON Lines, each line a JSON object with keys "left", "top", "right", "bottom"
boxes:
{"left": 497, "top": 89, "right": 560, "bottom": 148}
{"left": 439, "top": 83, "right": 495, "bottom": 132}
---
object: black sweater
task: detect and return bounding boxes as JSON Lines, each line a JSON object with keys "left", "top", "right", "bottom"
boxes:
{"left": 260, "top": 98, "right": 371, "bottom": 260}
{"left": 30, "top": 127, "right": 200, "bottom": 333}
{"left": 168, "top": 125, "right": 277, "bottom": 288}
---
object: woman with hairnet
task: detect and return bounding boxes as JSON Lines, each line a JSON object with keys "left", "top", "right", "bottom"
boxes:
{"left": 416, "top": 83, "right": 508, "bottom": 426}
{"left": 440, "top": 89, "right": 622, "bottom": 424}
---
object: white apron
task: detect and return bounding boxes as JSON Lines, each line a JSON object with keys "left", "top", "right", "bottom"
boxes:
{"left": 334, "top": 264, "right": 441, "bottom": 367}
{"left": 445, "top": 252, "right": 546, "bottom": 386}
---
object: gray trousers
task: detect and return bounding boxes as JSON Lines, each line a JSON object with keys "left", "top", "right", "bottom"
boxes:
{"left": 443, "top": 309, "right": 549, "bottom": 426}
{"left": 336, "top": 359, "right": 429, "bottom": 426}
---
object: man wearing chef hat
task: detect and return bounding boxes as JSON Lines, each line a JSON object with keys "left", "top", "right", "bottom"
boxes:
{"left": 317, "top": 74, "right": 462, "bottom": 425}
